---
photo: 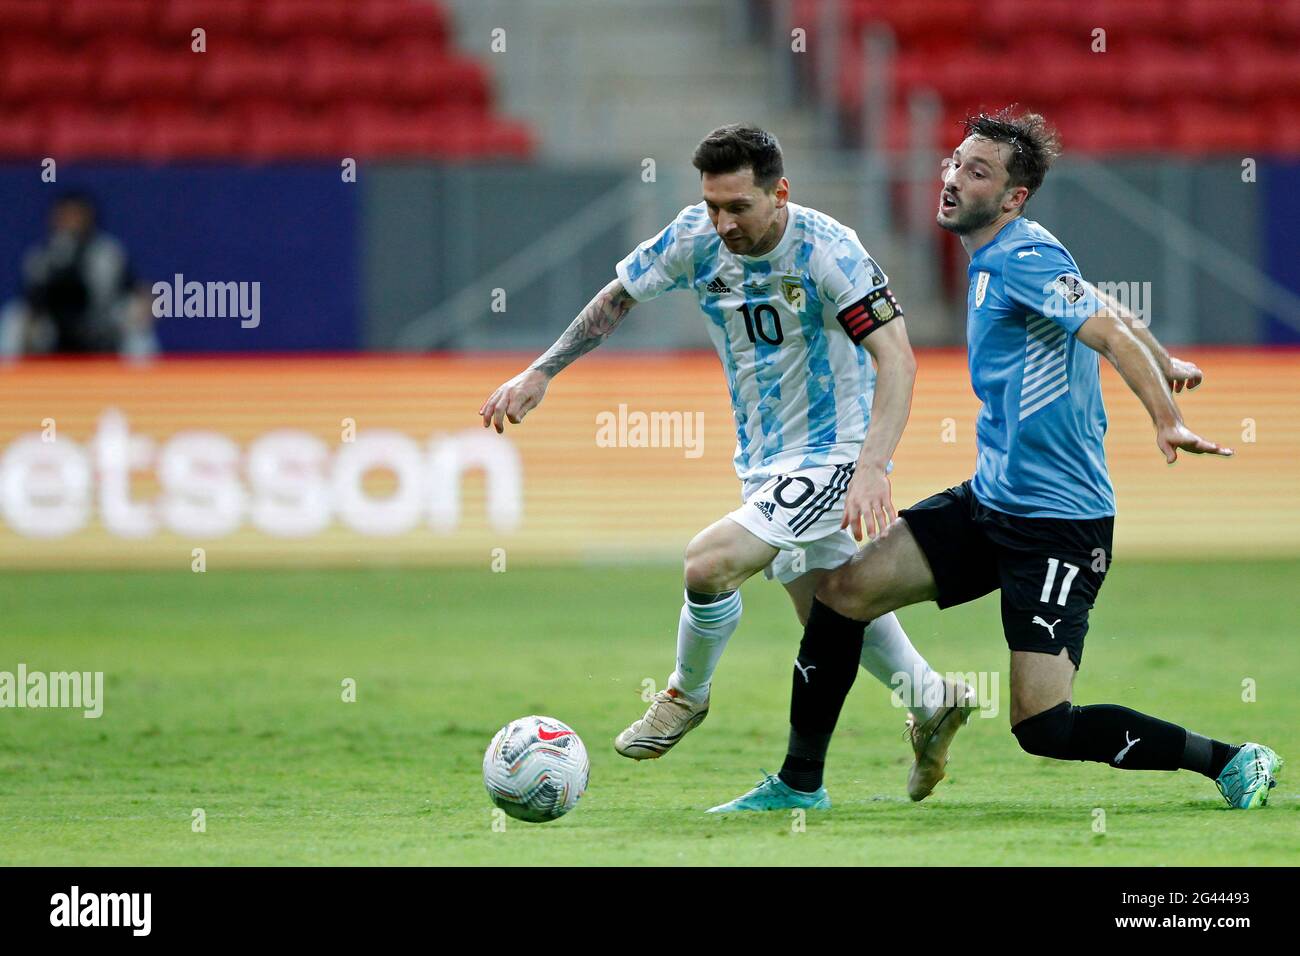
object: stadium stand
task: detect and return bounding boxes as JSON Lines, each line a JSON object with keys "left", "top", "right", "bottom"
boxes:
{"left": 783, "top": 0, "right": 1300, "bottom": 155}
{"left": 0, "top": 0, "right": 532, "bottom": 160}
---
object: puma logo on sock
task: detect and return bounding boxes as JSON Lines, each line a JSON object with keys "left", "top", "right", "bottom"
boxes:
{"left": 1114, "top": 731, "right": 1141, "bottom": 764}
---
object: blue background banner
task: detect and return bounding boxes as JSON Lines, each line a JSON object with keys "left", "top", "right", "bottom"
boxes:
{"left": 1263, "top": 160, "right": 1300, "bottom": 345}
{"left": 0, "top": 163, "right": 361, "bottom": 352}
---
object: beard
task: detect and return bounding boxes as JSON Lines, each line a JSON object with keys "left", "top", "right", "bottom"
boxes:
{"left": 936, "top": 194, "right": 1002, "bottom": 235}
{"left": 728, "top": 209, "right": 784, "bottom": 256}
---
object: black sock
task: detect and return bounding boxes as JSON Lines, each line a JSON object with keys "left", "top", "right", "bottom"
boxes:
{"left": 1070, "top": 704, "right": 1187, "bottom": 770}
{"left": 778, "top": 598, "right": 868, "bottom": 792}
{"left": 778, "top": 753, "right": 825, "bottom": 794}
{"left": 1183, "top": 731, "right": 1241, "bottom": 779}
{"left": 1014, "top": 702, "right": 1190, "bottom": 770}
{"left": 1013, "top": 703, "right": 1241, "bottom": 778}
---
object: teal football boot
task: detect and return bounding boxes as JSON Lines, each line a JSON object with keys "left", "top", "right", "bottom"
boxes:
{"left": 1215, "top": 742, "right": 1283, "bottom": 809}
{"left": 706, "top": 772, "right": 830, "bottom": 813}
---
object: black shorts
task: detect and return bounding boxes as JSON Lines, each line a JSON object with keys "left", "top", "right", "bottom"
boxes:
{"left": 899, "top": 481, "right": 1113, "bottom": 669}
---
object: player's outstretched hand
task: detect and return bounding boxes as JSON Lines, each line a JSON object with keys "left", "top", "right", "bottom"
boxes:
{"left": 1156, "top": 422, "right": 1233, "bottom": 464}
{"left": 1165, "top": 356, "right": 1203, "bottom": 393}
{"left": 479, "top": 369, "right": 549, "bottom": 433}
{"left": 841, "top": 466, "right": 895, "bottom": 542}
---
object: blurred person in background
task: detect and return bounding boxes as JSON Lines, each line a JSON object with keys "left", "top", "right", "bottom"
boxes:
{"left": 0, "top": 191, "right": 157, "bottom": 361}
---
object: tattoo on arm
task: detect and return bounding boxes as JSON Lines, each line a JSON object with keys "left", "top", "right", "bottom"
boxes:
{"left": 529, "top": 280, "right": 636, "bottom": 377}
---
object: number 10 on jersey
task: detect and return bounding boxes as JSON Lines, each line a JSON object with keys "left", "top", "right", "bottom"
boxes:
{"left": 739, "top": 303, "right": 784, "bottom": 345}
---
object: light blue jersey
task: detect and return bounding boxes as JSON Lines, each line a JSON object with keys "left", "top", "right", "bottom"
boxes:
{"left": 966, "top": 217, "right": 1115, "bottom": 518}
{"left": 615, "top": 201, "right": 900, "bottom": 483}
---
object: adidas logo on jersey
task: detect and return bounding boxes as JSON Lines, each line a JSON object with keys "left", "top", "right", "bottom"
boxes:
{"left": 706, "top": 277, "right": 731, "bottom": 296}
{"left": 754, "top": 500, "right": 776, "bottom": 521}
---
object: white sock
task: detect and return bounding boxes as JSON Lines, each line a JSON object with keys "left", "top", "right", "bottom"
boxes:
{"left": 858, "top": 612, "right": 946, "bottom": 721}
{"left": 667, "top": 589, "right": 742, "bottom": 702}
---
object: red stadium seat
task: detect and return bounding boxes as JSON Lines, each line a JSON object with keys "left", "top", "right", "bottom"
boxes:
{"left": 888, "top": 52, "right": 930, "bottom": 91}
{"left": 0, "top": 0, "right": 56, "bottom": 35}
{"left": 348, "top": 108, "right": 445, "bottom": 158}
{"left": 98, "top": 43, "right": 199, "bottom": 103}
{"left": 0, "top": 44, "right": 97, "bottom": 105}
{"left": 776, "top": 0, "right": 1300, "bottom": 156}
{"left": 342, "top": 106, "right": 534, "bottom": 161}
{"left": 294, "top": 43, "right": 492, "bottom": 111}
{"left": 255, "top": 0, "right": 354, "bottom": 39}
{"left": 875, "top": 103, "right": 968, "bottom": 154}
{"left": 59, "top": 0, "right": 158, "bottom": 37}
{"left": 846, "top": 0, "right": 979, "bottom": 42}
{"left": 984, "top": 0, "right": 1093, "bottom": 41}
{"left": 1219, "top": 41, "right": 1300, "bottom": 101}
{"left": 1122, "top": 43, "right": 1218, "bottom": 103}
{"left": 478, "top": 120, "right": 534, "bottom": 161}
{"left": 442, "top": 119, "right": 535, "bottom": 162}
{"left": 1262, "top": 101, "right": 1300, "bottom": 155}
{"left": 297, "top": 42, "right": 398, "bottom": 103}
{"left": 1171, "top": 103, "right": 1266, "bottom": 154}
{"left": 0, "top": 0, "right": 529, "bottom": 161}
{"left": 0, "top": 110, "right": 44, "bottom": 158}
{"left": 1174, "top": 0, "right": 1272, "bottom": 40}
{"left": 390, "top": 56, "right": 491, "bottom": 109}
{"left": 1073, "top": 0, "right": 1178, "bottom": 35}
{"left": 354, "top": 0, "right": 448, "bottom": 46}
{"left": 195, "top": 46, "right": 298, "bottom": 103}
{"left": 157, "top": 0, "right": 254, "bottom": 39}
{"left": 242, "top": 106, "right": 349, "bottom": 160}
{"left": 1053, "top": 104, "right": 1166, "bottom": 154}
{"left": 139, "top": 110, "right": 241, "bottom": 160}
{"left": 48, "top": 111, "right": 148, "bottom": 159}
{"left": 927, "top": 52, "right": 1030, "bottom": 108}
{"left": 1274, "top": 1, "right": 1300, "bottom": 41}
{"left": 1025, "top": 52, "right": 1120, "bottom": 106}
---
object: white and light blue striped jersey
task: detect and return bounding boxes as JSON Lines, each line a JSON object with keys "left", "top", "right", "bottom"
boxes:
{"left": 615, "top": 201, "right": 901, "bottom": 483}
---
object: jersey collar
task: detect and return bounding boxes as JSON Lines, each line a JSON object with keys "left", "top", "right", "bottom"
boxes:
{"left": 970, "top": 216, "right": 1023, "bottom": 262}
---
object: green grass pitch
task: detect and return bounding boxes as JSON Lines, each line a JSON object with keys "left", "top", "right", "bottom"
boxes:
{"left": 1, "top": 560, "right": 1296, "bottom": 866}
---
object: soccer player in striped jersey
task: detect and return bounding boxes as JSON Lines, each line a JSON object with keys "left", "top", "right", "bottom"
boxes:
{"left": 480, "top": 125, "right": 971, "bottom": 802}
{"left": 710, "top": 108, "right": 1281, "bottom": 814}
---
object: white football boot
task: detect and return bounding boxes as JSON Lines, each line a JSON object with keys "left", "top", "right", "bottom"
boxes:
{"left": 614, "top": 687, "right": 709, "bottom": 759}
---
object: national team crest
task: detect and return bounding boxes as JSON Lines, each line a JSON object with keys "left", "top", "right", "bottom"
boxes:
{"left": 780, "top": 275, "right": 806, "bottom": 311}
{"left": 974, "top": 271, "right": 991, "bottom": 307}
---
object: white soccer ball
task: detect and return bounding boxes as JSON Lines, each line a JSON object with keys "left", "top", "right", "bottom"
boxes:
{"left": 482, "top": 715, "right": 590, "bottom": 823}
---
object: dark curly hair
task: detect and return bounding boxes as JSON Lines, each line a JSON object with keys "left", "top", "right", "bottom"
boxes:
{"left": 962, "top": 107, "right": 1061, "bottom": 198}
{"left": 692, "top": 124, "right": 784, "bottom": 191}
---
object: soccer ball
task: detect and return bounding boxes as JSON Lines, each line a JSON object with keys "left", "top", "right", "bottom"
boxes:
{"left": 482, "top": 715, "right": 590, "bottom": 823}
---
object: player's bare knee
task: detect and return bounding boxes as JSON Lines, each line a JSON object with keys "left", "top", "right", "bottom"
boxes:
{"left": 682, "top": 554, "right": 711, "bottom": 592}
{"left": 683, "top": 544, "right": 730, "bottom": 593}
{"left": 815, "top": 566, "right": 871, "bottom": 620}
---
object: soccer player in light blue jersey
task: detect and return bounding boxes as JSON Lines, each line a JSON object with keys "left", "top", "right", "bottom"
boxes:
{"left": 711, "top": 109, "right": 1280, "bottom": 814}
{"left": 481, "top": 126, "right": 972, "bottom": 801}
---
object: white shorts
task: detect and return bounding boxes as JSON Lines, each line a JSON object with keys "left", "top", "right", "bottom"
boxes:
{"left": 726, "top": 462, "right": 860, "bottom": 585}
